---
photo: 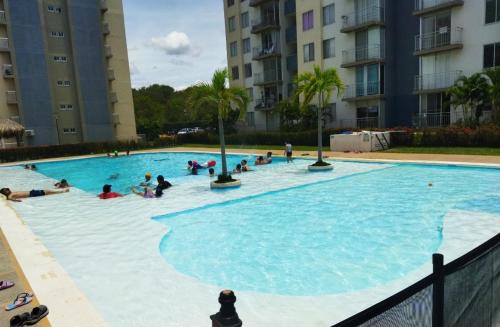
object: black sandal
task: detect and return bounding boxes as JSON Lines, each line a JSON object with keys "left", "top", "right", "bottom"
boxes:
{"left": 10, "top": 312, "right": 30, "bottom": 327}
{"left": 26, "top": 305, "right": 49, "bottom": 326}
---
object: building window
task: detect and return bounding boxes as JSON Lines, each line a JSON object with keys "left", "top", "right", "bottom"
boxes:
{"left": 303, "top": 10, "right": 314, "bottom": 31}
{"left": 228, "top": 0, "right": 235, "bottom": 6}
{"left": 231, "top": 66, "right": 239, "bottom": 80}
{"left": 484, "top": 42, "right": 500, "bottom": 68}
{"left": 58, "top": 80, "right": 71, "bottom": 87}
{"left": 304, "top": 42, "right": 315, "bottom": 62}
{"left": 228, "top": 16, "right": 236, "bottom": 32}
{"left": 64, "top": 80, "right": 71, "bottom": 86}
{"left": 244, "top": 63, "right": 252, "bottom": 78}
{"left": 63, "top": 128, "right": 76, "bottom": 134}
{"left": 56, "top": 80, "right": 63, "bottom": 86}
{"left": 241, "top": 12, "right": 249, "bottom": 28}
{"left": 60, "top": 104, "right": 74, "bottom": 111}
{"left": 246, "top": 112, "right": 255, "bottom": 126}
{"left": 242, "top": 38, "right": 251, "bottom": 54}
{"left": 323, "top": 38, "right": 335, "bottom": 58}
{"left": 247, "top": 87, "right": 253, "bottom": 101}
{"left": 50, "top": 31, "right": 64, "bottom": 38}
{"left": 230, "top": 41, "right": 238, "bottom": 57}
{"left": 48, "top": 5, "right": 55, "bottom": 12}
{"left": 323, "top": 4, "right": 335, "bottom": 26}
{"left": 486, "top": 0, "right": 500, "bottom": 23}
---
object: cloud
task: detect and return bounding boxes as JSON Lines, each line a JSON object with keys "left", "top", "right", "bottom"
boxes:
{"left": 150, "top": 31, "right": 194, "bottom": 56}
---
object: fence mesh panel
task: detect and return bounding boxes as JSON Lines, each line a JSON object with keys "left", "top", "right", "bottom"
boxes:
{"left": 443, "top": 243, "right": 500, "bottom": 327}
{"left": 359, "top": 286, "right": 433, "bottom": 327}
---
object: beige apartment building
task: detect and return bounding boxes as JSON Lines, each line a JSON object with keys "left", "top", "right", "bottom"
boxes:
{"left": 0, "top": 0, "right": 136, "bottom": 147}
{"left": 224, "top": 0, "right": 500, "bottom": 131}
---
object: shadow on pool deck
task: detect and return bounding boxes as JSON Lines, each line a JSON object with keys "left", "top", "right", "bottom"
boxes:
{"left": 0, "top": 229, "right": 50, "bottom": 327}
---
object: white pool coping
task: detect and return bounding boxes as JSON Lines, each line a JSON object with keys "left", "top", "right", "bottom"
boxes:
{"left": 0, "top": 151, "right": 498, "bottom": 327}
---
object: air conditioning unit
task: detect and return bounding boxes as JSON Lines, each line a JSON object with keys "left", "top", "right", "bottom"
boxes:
{"left": 112, "top": 113, "right": 120, "bottom": 124}
{"left": 25, "top": 129, "right": 35, "bottom": 137}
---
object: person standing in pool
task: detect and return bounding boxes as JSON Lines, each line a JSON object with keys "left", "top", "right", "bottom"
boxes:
{"left": 140, "top": 172, "right": 153, "bottom": 187}
{"left": 284, "top": 142, "right": 293, "bottom": 163}
{"left": 98, "top": 184, "right": 122, "bottom": 200}
{"left": 156, "top": 175, "right": 172, "bottom": 192}
{"left": 0, "top": 188, "right": 69, "bottom": 202}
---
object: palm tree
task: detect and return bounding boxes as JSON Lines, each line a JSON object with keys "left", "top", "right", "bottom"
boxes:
{"left": 448, "top": 73, "right": 490, "bottom": 127}
{"left": 295, "top": 65, "right": 344, "bottom": 165}
{"left": 188, "top": 69, "right": 248, "bottom": 182}
{"left": 483, "top": 67, "right": 500, "bottom": 122}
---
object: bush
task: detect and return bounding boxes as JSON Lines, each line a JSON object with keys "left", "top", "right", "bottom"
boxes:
{"left": 0, "top": 139, "right": 177, "bottom": 163}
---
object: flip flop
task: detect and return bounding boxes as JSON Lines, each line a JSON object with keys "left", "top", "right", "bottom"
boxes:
{"left": 26, "top": 305, "right": 49, "bottom": 325}
{"left": 0, "top": 280, "right": 15, "bottom": 291}
{"left": 9, "top": 312, "right": 30, "bottom": 327}
{"left": 5, "top": 293, "right": 33, "bottom": 311}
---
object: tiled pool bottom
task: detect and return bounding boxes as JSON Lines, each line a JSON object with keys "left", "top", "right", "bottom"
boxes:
{"left": 1, "top": 155, "right": 499, "bottom": 327}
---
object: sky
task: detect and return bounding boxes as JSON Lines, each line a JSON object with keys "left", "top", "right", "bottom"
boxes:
{"left": 123, "top": 0, "right": 227, "bottom": 90}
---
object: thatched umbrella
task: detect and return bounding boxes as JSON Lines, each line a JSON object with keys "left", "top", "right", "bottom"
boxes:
{"left": 0, "top": 118, "right": 25, "bottom": 148}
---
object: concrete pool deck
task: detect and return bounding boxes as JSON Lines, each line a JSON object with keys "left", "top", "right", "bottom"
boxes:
{"left": 0, "top": 149, "right": 499, "bottom": 326}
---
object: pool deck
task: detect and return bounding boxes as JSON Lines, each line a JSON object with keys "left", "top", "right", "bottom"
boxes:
{"left": 0, "top": 147, "right": 498, "bottom": 326}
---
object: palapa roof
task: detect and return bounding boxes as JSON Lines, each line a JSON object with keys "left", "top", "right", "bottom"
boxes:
{"left": 0, "top": 118, "right": 25, "bottom": 138}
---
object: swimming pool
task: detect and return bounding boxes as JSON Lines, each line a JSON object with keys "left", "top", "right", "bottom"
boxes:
{"left": 1, "top": 152, "right": 499, "bottom": 327}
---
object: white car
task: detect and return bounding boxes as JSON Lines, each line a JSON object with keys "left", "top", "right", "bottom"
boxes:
{"left": 177, "top": 128, "right": 193, "bottom": 135}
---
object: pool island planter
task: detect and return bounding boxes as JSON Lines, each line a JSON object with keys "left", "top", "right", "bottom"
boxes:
{"left": 210, "top": 179, "right": 242, "bottom": 189}
{"left": 307, "top": 163, "right": 334, "bottom": 171}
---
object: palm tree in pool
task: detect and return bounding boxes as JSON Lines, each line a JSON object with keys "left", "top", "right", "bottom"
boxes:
{"left": 295, "top": 65, "right": 344, "bottom": 167}
{"left": 188, "top": 68, "right": 248, "bottom": 184}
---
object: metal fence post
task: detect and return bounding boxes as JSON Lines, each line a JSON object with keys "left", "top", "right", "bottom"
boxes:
{"left": 432, "top": 253, "right": 444, "bottom": 327}
{"left": 210, "top": 290, "right": 242, "bottom": 327}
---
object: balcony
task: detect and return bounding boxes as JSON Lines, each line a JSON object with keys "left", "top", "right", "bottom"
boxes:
{"left": 251, "top": 16, "right": 280, "bottom": 34}
{"left": 6, "top": 91, "right": 17, "bottom": 104}
{"left": 110, "top": 92, "right": 118, "bottom": 103}
{"left": 343, "top": 81, "right": 384, "bottom": 101}
{"left": 285, "top": 0, "right": 296, "bottom": 16}
{"left": 286, "top": 26, "right": 297, "bottom": 43}
{"left": 0, "top": 11, "right": 6, "bottom": 25}
{"left": 414, "top": 112, "right": 451, "bottom": 127}
{"left": 255, "top": 98, "right": 278, "bottom": 111}
{"left": 254, "top": 71, "right": 282, "bottom": 86}
{"left": 414, "top": 70, "right": 463, "bottom": 93}
{"left": 102, "top": 23, "right": 110, "bottom": 35}
{"left": 341, "top": 44, "right": 384, "bottom": 68}
{"left": 108, "top": 69, "right": 115, "bottom": 81}
{"left": 341, "top": 6, "right": 385, "bottom": 33}
{"left": 414, "top": 27, "right": 463, "bottom": 56}
{"left": 286, "top": 54, "right": 297, "bottom": 72}
{"left": 0, "top": 38, "right": 9, "bottom": 52}
{"left": 100, "top": 0, "right": 109, "bottom": 12}
{"left": 249, "top": 0, "right": 274, "bottom": 7}
{"left": 104, "top": 45, "right": 113, "bottom": 58}
{"left": 252, "top": 45, "right": 280, "bottom": 60}
{"left": 414, "top": 0, "right": 464, "bottom": 16}
{"left": 3, "top": 64, "right": 14, "bottom": 78}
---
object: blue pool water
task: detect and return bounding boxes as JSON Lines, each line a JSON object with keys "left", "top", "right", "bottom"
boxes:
{"left": 35, "top": 152, "right": 281, "bottom": 194}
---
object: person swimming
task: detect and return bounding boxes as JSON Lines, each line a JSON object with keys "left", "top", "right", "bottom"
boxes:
{"left": 108, "top": 173, "right": 120, "bottom": 180}
{"left": 156, "top": 175, "right": 172, "bottom": 192}
{"left": 233, "top": 164, "right": 242, "bottom": 174}
{"left": 266, "top": 152, "right": 273, "bottom": 163}
{"left": 209, "top": 168, "right": 215, "bottom": 177}
{"left": 0, "top": 187, "right": 69, "bottom": 202}
{"left": 187, "top": 160, "right": 216, "bottom": 170}
{"left": 255, "top": 156, "right": 266, "bottom": 165}
{"left": 241, "top": 160, "right": 251, "bottom": 172}
{"left": 54, "top": 179, "right": 70, "bottom": 188}
{"left": 140, "top": 172, "right": 153, "bottom": 187}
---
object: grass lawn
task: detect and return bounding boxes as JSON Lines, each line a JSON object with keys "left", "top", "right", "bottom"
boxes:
{"left": 385, "top": 147, "right": 500, "bottom": 156}
{"left": 181, "top": 144, "right": 329, "bottom": 152}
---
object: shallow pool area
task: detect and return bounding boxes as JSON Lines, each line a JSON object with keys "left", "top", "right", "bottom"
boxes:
{"left": 1, "top": 151, "right": 499, "bottom": 327}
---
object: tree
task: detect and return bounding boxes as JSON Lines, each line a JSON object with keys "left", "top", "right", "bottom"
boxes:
{"left": 295, "top": 65, "right": 344, "bottom": 165}
{"left": 483, "top": 67, "right": 500, "bottom": 123}
{"left": 448, "top": 73, "right": 490, "bottom": 127}
{"left": 188, "top": 69, "right": 248, "bottom": 181}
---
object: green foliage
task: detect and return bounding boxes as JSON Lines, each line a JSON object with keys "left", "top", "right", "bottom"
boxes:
{"left": 483, "top": 67, "right": 500, "bottom": 122}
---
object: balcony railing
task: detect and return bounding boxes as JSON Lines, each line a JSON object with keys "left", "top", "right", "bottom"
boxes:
{"left": 414, "top": 112, "right": 451, "bottom": 127}
{"left": 286, "top": 26, "right": 297, "bottom": 43}
{"left": 341, "top": 6, "right": 384, "bottom": 32}
{"left": 286, "top": 54, "right": 297, "bottom": 72}
{"left": 3, "top": 64, "right": 14, "bottom": 78}
{"left": 108, "top": 69, "right": 115, "bottom": 80}
{"left": 6, "top": 91, "right": 17, "bottom": 104}
{"left": 0, "top": 38, "right": 9, "bottom": 51}
{"left": 104, "top": 45, "right": 112, "bottom": 58}
{"left": 341, "top": 44, "right": 384, "bottom": 67}
{"left": 254, "top": 71, "right": 281, "bottom": 85}
{"left": 252, "top": 45, "right": 280, "bottom": 60}
{"left": 255, "top": 97, "right": 278, "bottom": 111}
{"left": 340, "top": 117, "right": 379, "bottom": 129}
{"left": 415, "top": 27, "right": 463, "bottom": 54}
{"left": 102, "top": 23, "right": 110, "bottom": 35}
{"left": 0, "top": 11, "right": 6, "bottom": 24}
{"left": 414, "top": 0, "right": 464, "bottom": 14}
{"left": 101, "top": 0, "right": 108, "bottom": 12}
{"left": 414, "top": 70, "right": 463, "bottom": 92}
{"left": 285, "top": 0, "right": 296, "bottom": 16}
{"left": 251, "top": 16, "right": 280, "bottom": 34}
{"left": 344, "top": 81, "right": 383, "bottom": 100}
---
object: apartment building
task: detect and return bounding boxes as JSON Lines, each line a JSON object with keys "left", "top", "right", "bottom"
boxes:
{"left": 224, "top": 0, "right": 500, "bottom": 130}
{"left": 0, "top": 0, "right": 136, "bottom": 147}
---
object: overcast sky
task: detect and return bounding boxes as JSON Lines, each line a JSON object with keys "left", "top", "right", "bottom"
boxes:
{"left": 123, "top": 0, "right": 227, "bottom": 90}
